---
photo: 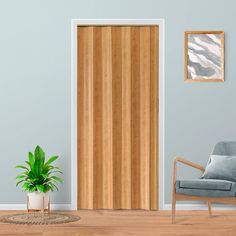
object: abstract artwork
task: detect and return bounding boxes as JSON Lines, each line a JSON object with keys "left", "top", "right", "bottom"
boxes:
{"left": 185, "top": 31, "right": 224, "bottom": 82}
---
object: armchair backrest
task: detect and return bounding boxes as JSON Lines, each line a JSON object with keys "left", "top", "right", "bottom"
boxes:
{"left": 211, "top": 141, "right": 236, "bottom": 156}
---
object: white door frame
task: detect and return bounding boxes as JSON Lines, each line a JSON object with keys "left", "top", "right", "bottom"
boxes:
{"left": 71, "top": 19, "right": 165, "bottom": 210}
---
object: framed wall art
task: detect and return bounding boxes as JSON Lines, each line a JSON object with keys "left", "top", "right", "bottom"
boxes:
{"left": 185, "top": 31, "right": 224, "bottom": 82}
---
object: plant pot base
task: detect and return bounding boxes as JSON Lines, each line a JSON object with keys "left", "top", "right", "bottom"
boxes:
{"left": 27, "top": 193, "right": 51, "bottom": 214}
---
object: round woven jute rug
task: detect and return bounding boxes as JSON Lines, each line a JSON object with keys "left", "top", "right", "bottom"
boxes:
{"left": 0, "top": 213, "right": 80, "bottom": 225}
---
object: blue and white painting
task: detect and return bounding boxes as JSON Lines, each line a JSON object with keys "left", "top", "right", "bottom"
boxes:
{"left": 187, "top": 33, "right": 223, "bottom": 80}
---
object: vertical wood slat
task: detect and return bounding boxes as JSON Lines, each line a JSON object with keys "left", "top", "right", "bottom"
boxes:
{"left": 121, "top": 27, "right": 132, "bottom": 209}
{"left": 101, "top": 27, "right": 113, "bottom": 209}
{"left": 77, "top": 27, "right": 84, "bottom": 209}
{"left": 150, "top": 26, "right": 159, "bottom": 210}
{"left": 93, "top": 27, "right": 103, "bottom": 209}
{"left": 131, "top": 27, "right": 141, "bottom": 209}
{"left": 77, "top": 26, "right": 158, "bottom": 210}
{"left": 112, "top": 27, "right": 122, "bottom": 209}
{"left": 139, "top": 27, "right": 151, "bottom": 210}
{"left": 77, "top": 27, "right": 94, "bottom": 209}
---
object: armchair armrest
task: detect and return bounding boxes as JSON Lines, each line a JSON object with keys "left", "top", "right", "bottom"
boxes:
{"left": 172, "top": 156, "right": 205, "bottom": 193}
{"left": 174, "top": 157, "right": 205, "bottom": 173}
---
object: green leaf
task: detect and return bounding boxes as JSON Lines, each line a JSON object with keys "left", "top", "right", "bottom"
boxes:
{"left": 30, "top": 187, "right": 36, "bottom": 192}
{"left": 25, "top": 161, "right": 31, "bottom": 168}
{"left": 28, "top": 152, "right": 35, "bottom": 167}
{"left": 45, "top": 156, "right": 58, "bottom": 166}
{"left": 34, "top": 146, "right": 45, "bottom": 161}
{"left": 34, "top": 146, "right": 46, "bottom": 176}
{"left": 36, "top": 185, "right": 45, "bottom": 193}
{"left": 48, "top": 186, "right": 53, "bottom": 191}
{"left": 27, "top": 170, "right": 34, "bottom": 177}
{"left": 15, "top": 165, "right": 29, "bottom": 171}
{"left": 49, "top": 182, "right": 58, "bottom": 191}
{"left": 48, "top": 170, "right": 63, "bottom": 175}
{"left": 16, "top": 179, "right": 24, "bottom": 186}
{"left": 16, "top": 174, "right": 27, "bottom": 180}
{"left": 50, "top": 176, "right": 63, "bottom": 183}
{"left": 22, "top": 182, "right": 30, "bottom": 191}
{"left": 41, "top": 173, "right": 48, "bottom": 179}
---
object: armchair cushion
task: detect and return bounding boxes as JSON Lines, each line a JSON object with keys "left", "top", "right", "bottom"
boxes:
{"left": 176, "top": 179, "right": 236, "bottom": 197}
{"left": 178, "top": 179, "right": 233, "bottom": 191}
{"left": 202, "top": 155, "right": 236, "bottom": 182}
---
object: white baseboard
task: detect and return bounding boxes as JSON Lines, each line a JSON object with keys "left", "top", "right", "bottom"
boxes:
{"left": 0, "top": 204, "right": 72, "bottom": 211}
{"left": 164, "top": 203, "right": 236, "bottom": 210}
{"left": 2, "top": 203, "right": 235, "bottom": 211}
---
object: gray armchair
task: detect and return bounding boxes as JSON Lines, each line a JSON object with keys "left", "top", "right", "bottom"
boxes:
{"left": 172, "top": 141, "right": 236, "bottom": 223}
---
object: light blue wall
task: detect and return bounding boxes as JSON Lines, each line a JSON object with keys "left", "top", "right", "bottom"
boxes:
{"left": 0, "top": 0, "right": 235, "bottom": 205}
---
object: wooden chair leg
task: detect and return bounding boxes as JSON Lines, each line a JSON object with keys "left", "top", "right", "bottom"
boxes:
{"left": 172, "top": 195, "right": 176, "bottom": 223}
{"left": 207, "top": 201, "right": 212, "bottom": 217}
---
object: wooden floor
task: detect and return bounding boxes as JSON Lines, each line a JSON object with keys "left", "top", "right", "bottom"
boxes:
{"left": 1, "top": 210, "right": 236, "bottom": 235}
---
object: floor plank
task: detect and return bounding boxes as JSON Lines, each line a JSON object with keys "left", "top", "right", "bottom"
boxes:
{"left": 1, "top": 210, "right": 236, "bottom": 235}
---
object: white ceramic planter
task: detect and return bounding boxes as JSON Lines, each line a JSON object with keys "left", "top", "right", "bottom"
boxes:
{"left": 27, "top": 192, "right": 50, "bottom": 210}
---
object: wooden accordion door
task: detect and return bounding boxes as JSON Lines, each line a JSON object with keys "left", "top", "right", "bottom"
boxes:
{"left": 77, "top": 26, "right": 158, "bottom": 210}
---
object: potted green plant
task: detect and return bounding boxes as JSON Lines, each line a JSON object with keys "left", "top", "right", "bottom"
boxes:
{"left": 15, "top": 145, "right": 63, "bottom": 210}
